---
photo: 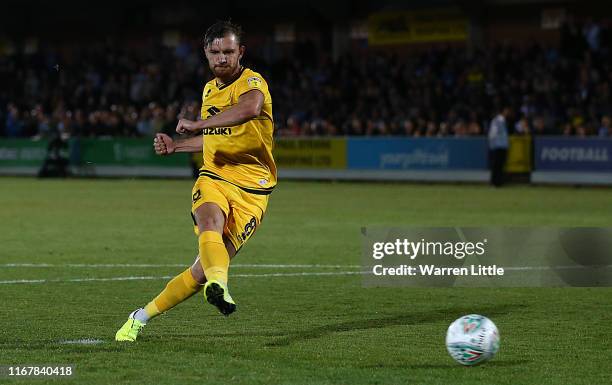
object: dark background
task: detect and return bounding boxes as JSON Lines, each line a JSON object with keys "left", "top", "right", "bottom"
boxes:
{"left": 1, "top": 0, "right": 611, "bottom": 138}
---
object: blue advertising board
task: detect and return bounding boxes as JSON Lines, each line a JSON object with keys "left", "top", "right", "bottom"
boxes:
{"left": 347, "top": 137, "right": 488, "bottom": 170}
{"left": 534, "top": 138, "right": 612, "bottom": 172}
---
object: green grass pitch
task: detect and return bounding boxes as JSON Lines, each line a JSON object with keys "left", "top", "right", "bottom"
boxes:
{"left": 0, "top": 177, "right": 611, "bottom": 384}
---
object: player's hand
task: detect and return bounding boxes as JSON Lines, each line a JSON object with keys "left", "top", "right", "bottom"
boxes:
{"left": 154, "top": 133, "right": 175, "bottom": 155}
{"left": 176, "top": 119, "right": 199, "bottom": 134}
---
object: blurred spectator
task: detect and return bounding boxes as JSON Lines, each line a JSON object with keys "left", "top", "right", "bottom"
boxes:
{"left": 136, "top": 109, "right": 153, "bottom": 136}
{"left": 575, "top": 125, "right": 588, "bottom": 137}
{"left": 2, "top": 25, "right": 612, "bottom": 138}
{"left": 583, "top": 20, "right": 601, "bottom": 52}
{"left": 5, "top": 104, "right": 23, "bottom": 137}
{"left": 598, "top": 115, "right": 611, "bottom": 137}
{"left": 532, "top": 116, "right": 550, "bottom": 135}
{"left": 514, "top": 116, "right": 530, "bottom": 135}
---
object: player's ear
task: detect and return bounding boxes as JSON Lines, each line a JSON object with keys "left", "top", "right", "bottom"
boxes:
{"left": 238, "top": 45, "right": 245, "bottom": 60}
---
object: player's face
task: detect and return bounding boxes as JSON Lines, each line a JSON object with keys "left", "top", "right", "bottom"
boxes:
{"left": 205, "top": 33, "right": 244, "bottom": 81}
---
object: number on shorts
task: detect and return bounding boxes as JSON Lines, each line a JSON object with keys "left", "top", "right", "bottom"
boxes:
{"left": 241, "top": 217, "right": 257, "bottom": 241}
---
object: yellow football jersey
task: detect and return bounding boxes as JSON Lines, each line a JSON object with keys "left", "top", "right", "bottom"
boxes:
{"left": 199, "top": 67, "right": 276, "bottom": 193}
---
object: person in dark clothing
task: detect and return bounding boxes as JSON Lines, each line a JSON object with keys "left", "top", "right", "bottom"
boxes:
{"left": 488, "top": 107, "right": 510, "bottom": 187}
{"left": 38, "top": 130, "right": 69, "bottom": 178}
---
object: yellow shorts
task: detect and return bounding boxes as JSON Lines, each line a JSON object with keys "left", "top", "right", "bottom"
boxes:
{"left": 191, "top": 176, "right": 270, "bottom": 251}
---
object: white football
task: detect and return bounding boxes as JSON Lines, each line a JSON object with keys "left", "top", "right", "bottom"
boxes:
{"left": 446, "top": 314, "right": 500, "bottom": 366}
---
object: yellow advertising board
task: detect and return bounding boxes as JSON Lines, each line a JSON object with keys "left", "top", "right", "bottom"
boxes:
{"left": 368, "top": 9, "right": 468, "bottom": 45}
{"left": 273, "top": 138, "right": 347, "bottom": 169}
{"left": 505, "top": 135, "right": 532, "bottom": 173}
{"left": 190, "top": 138, "right": 346, "bottom": 170}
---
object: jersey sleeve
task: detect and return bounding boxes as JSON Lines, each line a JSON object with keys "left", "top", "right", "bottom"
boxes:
{"left": 235, "top": 72, "right": 269, "bottom": 99}
{"left": 201, "top": 83, "right": 211, "bottom": 119}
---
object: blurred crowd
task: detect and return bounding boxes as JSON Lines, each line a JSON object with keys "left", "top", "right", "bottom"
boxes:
{"left": 1, "top": 20, "right": 612, "bottom": 139}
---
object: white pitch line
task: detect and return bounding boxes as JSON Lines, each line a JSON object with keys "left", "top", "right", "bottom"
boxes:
{"left": 503, "top": 265, "right": 612, "bottom": 271}
{"left": 0, "top": 279, "right": 47, "bottom": 284}
{"left": 0, "top": 271, "right": 367, "bottom": 285}
{"left": 0, "top": 276, "right": 170, "bottom": 284}
{"left": 59, "top": 339, "right": 105, "bottom": 345}
{"left": 4, "top": 263, "right": 610, "bottom": 270}
{"left": 2, "top": 265, "right": 609, "bottom": 285}
{"left": 0, "top": 263, "right": 362, "bottom": 269}
{"left": 234, "top": 271, "right": 368, "bottom": 278}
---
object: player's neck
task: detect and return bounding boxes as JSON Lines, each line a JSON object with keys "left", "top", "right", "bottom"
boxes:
{"left": 216, "top": 66, "right": 244, "bottom": 87}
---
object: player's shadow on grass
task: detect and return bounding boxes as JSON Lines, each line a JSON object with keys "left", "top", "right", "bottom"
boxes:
{"left": 265, "top": 304, "right": 523, "bottom": 347}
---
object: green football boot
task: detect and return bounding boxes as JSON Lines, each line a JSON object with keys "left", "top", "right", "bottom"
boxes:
{"left": 115, "top": 310, "right": 146, "bottom": 342}
{"left": 203, "top": 280, "right": 236, "bottom": 316}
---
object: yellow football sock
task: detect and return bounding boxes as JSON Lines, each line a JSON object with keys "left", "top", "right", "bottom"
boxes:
{"left": 198, "top": 230, "right": 230, "bottom": 284}
{"left": 144, "top": 268, "right": 202, "bottom": 318}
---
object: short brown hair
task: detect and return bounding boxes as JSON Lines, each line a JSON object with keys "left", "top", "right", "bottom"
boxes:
{"left": 204, "top": 20, "right": 244, "bottom": 48}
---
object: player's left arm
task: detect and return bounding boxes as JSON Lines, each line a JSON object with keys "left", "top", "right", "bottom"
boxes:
{"left": 176, "top": 90, "right": 264, "bottom": 134}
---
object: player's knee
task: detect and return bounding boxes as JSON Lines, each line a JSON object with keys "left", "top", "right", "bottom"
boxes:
{"left": 197, "top": 215, "right": 224, "bottom": 232}
{"left": 194, "top": 203, "right": 225, "bottom": 232}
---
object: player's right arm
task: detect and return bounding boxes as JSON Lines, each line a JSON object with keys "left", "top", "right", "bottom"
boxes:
{"left": 154, "top": 133, "right": 203, "bottom": 155}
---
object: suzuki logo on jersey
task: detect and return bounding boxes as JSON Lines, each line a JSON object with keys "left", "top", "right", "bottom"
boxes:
{"left": 202, "top": 127, "right": 232, "bottom": 135}
{"left": 203, "top": 106, "right": 231, "bottom": 135}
